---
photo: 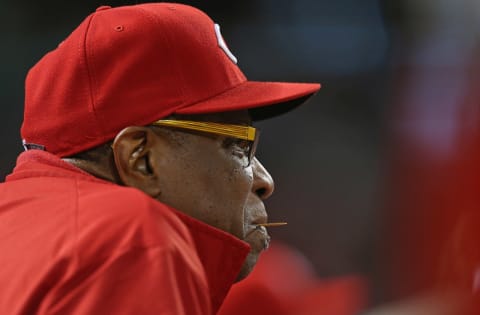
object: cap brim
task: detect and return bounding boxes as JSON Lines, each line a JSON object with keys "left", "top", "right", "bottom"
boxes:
{"left": 175, "top": 81, "right": 321, "bottom": 121}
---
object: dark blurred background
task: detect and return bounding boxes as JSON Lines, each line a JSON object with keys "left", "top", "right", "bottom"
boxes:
{"left": 2, "top": 0, "right": 479, "bottom": 312}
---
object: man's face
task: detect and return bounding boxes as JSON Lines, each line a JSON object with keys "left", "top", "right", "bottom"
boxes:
{"left": 150, "top": 110, "right": 274, "bottom": 280}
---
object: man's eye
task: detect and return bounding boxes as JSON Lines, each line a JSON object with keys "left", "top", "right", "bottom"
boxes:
{"left": 234, "top": 139, "right": 251, "bottom": 153}
{"left": 223, "top": 138, "right": 250, "bottom": 155}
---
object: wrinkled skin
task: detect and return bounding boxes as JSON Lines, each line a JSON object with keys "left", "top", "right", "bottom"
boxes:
{"left": 66, "top": 110, "right": 274, "bottom": 280}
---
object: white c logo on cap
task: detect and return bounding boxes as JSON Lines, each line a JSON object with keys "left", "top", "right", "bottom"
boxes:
{"left": 214, "top": 23, "right": 238, "bottom": 64}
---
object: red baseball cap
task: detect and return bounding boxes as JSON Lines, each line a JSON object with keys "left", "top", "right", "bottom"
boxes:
{"left": 22, "top": 3, "right": 320, "bottom": 157}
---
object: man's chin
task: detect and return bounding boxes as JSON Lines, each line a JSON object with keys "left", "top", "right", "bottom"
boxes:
{"left": 235, "top": 251, "right": 260, "bottom": 282}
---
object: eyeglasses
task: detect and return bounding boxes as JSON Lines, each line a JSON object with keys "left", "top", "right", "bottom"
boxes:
{"left": 151, "top": 119, "right": 260, "bottom": 167}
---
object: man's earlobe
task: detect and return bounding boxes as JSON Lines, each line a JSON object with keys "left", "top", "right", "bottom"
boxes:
{"left": 111, "top": 126, "right": 162, "bottom": 197}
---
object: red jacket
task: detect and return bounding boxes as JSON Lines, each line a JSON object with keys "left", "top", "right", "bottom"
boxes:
{"left": 0, "top": 151, "right": 250, "bottom": 315}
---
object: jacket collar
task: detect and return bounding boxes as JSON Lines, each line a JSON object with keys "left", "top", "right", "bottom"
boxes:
{"left": 174, "top": 209, "right": 250, "bottom": 313}
{"left": 7, "top": 150, "right": 250, "bottom": 313}
{"left": 6, "top": 150, "right": 105, "bottom": 183}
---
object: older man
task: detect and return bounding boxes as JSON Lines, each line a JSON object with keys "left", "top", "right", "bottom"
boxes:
{"left": 0, "top": 3, "right": 319, "bottom": 315}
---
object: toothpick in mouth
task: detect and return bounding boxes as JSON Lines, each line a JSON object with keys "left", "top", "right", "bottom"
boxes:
{"left": 257, "top": 222, "right": 288, "bottom": 227}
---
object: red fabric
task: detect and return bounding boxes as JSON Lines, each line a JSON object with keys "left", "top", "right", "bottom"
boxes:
{"left": 0, "top": 150, "right": 250, "bottom": 314}
{"left": 382, "top": 53, "right": 480, "bottom": 312}
{"left": 22, "top": 3, "right": 320, "bottom": 157}
{"left": 218, "top": 242, "right": 368, "bottom": 315}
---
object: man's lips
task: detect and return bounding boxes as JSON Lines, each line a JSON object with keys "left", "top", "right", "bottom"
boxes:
{"left": 245, "top": 224, "right": 271, "bottom": 252}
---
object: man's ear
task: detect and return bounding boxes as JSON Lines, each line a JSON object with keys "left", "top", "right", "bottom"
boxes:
{"left": 111, "top": 126, "right": 165, "bottom": 197}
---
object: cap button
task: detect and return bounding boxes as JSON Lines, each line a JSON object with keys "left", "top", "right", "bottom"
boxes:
{"left": 96, "top": 5, "right": 112, "bottom": 12}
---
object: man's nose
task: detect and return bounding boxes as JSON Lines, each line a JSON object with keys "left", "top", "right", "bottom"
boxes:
{"left": 251, "top": 158, "right": 275, "bottom": 200}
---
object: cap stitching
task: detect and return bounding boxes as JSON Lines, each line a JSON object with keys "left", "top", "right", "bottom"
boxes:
{"left": 136, "top": 5, "right": 247, "bottom": 115}
{"left": 137, "top": 5, "right": 186, "bottom": 109}
{"left": 82, "top": 12, "right": 105, "bottom": 139}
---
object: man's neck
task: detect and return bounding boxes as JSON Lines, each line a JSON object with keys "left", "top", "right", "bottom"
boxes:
{"left": 62, "top": 158, "right": 120, "bottom": 184}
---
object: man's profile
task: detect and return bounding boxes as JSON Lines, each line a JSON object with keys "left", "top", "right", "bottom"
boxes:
{"left": 0, "top": 3, "right": 319, "bottom": 314}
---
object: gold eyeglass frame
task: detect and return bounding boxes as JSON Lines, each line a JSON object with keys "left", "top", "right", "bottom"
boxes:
{"left": 151, "top": 119, "right": 260, "bottom": 166}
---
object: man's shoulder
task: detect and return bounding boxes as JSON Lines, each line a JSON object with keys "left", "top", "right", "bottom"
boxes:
{"left": 75, "top": 182, "right": 193, "bottom": 255}
{"left": 77, "top": 180, "right": 159, "bottom": 214}
{"left": 72, "top": 183, "right": 200, "bottom": 274}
